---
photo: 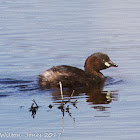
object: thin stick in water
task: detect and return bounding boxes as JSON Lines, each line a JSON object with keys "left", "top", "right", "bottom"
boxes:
{"left": 59, "top": 81, "right": 63, "bottom": 101}
{"left": 68, "top": 90, "right": 75, "bottom": 102}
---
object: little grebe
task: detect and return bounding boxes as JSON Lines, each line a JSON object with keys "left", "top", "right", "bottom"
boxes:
{"left": 38, "top": 52, "right": 118, "bottom": 89}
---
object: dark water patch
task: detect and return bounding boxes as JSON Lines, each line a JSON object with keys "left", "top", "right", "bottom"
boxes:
{"left": 15, "top": 84, "right": 39, "bottom": 91}
{"left": 0, "top": 78, "right": 33, "bottom": 84}
{"left": 105, "top": 76, "right": 124, "bottom": 86}
{"left": 0, "top": 94, "right": 9, "bottom": 98}
{"left": 93, "top": 106, "right": 111, "bottom": 111}
{"left": 0, "top": 78, "right": 39, "bottom": 93}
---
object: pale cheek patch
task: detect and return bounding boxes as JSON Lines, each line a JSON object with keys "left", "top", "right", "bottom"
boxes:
{"left": 105, "top": 62, "right": 111, "bottom": 67}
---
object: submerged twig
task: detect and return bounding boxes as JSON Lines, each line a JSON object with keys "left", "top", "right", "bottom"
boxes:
{"left": 48, "top": 104, "right": 53, "bottom": 109}
{"left": 32, "top": 99, "right": 38, "bottom": 107}
{"left": 29, "top": 99, "right": 39, "bottom": 118}
{"left": 67, "top": 90, "right": 75, "bottom": 102}
{"left": 72, "top": 100, "right": 78, "bottom": 109}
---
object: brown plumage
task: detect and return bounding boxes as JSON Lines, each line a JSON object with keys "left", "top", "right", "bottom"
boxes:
{"left": 38, "top": 52, "right": 118, "bottom": 89}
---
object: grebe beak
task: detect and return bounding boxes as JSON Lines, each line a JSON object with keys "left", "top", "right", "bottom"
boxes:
{"left": 105, "top": 61, "right": 118, "bottom": 67}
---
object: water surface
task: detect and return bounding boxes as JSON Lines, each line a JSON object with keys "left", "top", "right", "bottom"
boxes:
{"left": 0, "top": 0, "right": 140, "bottom": 139}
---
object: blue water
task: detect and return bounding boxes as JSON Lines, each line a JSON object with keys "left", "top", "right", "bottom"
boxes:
{"left": 0, "top": 0, "right": 140, "bottom": 139}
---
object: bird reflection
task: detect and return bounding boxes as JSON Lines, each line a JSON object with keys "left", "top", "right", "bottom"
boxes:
{"left": 51, "top": 86, "right": 118, "bottom": 105}
{"left": 50, "top": 86, "right": 118, "bottom": 120}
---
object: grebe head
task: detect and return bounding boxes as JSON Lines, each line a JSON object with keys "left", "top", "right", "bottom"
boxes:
{"left": 84, "top": 52, "right": 118, "bottom": 73}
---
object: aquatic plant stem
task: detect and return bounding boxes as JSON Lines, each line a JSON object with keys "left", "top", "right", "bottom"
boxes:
{"left": 59, "top": 81, "right": 64, "bottom": 101}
